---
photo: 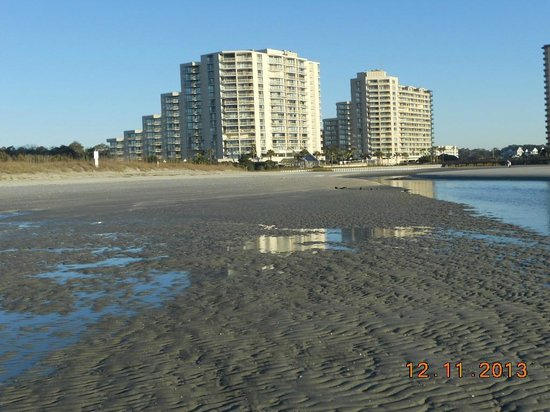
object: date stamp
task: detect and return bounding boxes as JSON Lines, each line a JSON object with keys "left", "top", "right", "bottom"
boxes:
{"left": 407, "top": 361, "right": 528, "bottom": 379}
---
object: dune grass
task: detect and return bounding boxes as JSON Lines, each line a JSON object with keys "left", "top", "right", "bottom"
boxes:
{"left": 0, "top": 158, "right": 241, "bottom": 176}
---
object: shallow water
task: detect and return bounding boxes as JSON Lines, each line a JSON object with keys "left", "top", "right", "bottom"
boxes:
{"left": 377, "top": 178, "right": 550, "bottom": 236}
{"left": 245, "top": 226, "right": 433, "bottom": 253}
{"left": 0, "top": 238, "right": 190, "bottom": 384}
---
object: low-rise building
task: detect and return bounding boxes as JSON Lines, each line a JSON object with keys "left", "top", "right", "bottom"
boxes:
{"left": 106, "top": 137, "right": 125, "bottom": 160}
{"left": 123, "top": 129, "right": 144, "bottom": 161}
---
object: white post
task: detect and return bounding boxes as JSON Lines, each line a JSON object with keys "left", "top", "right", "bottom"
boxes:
{"left": 93, "top": 150, "right": 99, "bottom": 168}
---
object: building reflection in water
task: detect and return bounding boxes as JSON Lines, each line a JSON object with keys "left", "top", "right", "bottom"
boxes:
{"left": 371, "top": 176, "right": 435, "bottom": 198}
{"left": 243, "top": 226, "right": 432, "bottom": 254}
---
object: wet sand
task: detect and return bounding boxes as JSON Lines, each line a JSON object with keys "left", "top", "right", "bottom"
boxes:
{"left": 0, "top": 170, "right": 549, "bottom": 410}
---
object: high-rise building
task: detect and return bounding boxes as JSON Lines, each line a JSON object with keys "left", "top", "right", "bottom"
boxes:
{"left": 544, "top": 45, "right": 550, "bottom": 145}
{"left": 179, "top": 62, "right": 202, "bottom": 161}
{"left": 179, "top": 49, "right": 322, "bottom": 161}
{"left": 336, "top": 101, "right": 353, "bottom": 151}
{"left": 142, "top": 114, "right": 162, "bottom": 160}
{"left": 322, "top": 118, "right": 338, "bottom": 149}
{"left": 322, "top": 102, "right": 353, "bottom": 153}
{"left": 161, "top": 92, "right": 181, "bottom": 160}
{"left": 350, "top": 70, "right": 433, "bottom": 160}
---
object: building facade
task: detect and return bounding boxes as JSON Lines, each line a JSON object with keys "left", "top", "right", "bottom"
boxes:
{"left": 107, "top": 137, "right": 124, "bottom": 160}
{"left": 322, "top": 102, "right": 353, "bottom": 153}
{"left": 435, "top": 145, "right": 459, "bottom": 158}
{"left": 179, "top": 62, "right": 203, "bottom": 161}
{"left": 336, "top": 101, "right": 353, "bottom": 151}
{"left": 142, "top": 114, "right": 162, "bottom": 160}
{"left": 161, "top": 92, "right": 181, "bottom": 160}
{"left": 322, "top": 118, "right": 338, "bottom": 149}
{"left": 350, "top": 70, "right": 433, "bottom": 161}
{"left": 123, "top": 129, "right": 144, "bottom": 161}
{"left": 544, "top": 45, "right": 550, "bottom": 145}
{"left": 179, "top": 49, "right": 322, "bottom": 161}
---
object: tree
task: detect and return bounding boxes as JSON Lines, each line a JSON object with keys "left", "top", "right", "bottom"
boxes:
{"left": 68, "top": 141, "right": 86, "bottom": 159}
{"left": 238, "top": 153, "right": 254, "bottom": 170}
{"left": 265, "top": 149, "right": 276, "bottom": 161}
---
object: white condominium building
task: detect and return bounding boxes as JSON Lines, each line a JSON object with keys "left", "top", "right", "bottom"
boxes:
{"left": 179, "top": 49, "right": 322, "bottom": 161}
{"left": 351, "top": 70, "right": 433, "bottom": 160}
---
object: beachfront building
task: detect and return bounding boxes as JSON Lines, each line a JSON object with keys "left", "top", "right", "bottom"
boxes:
{"left": 106, "top": 137, "right": 125, "bottom": 160}
{"left": 179, "top": 62, "right": 203, "bottom": 161}
{"left": 544, "top": 45, "right": 550, "bottom": 145}
{"left": 161, "top": 92, "right": 181, "bottom": 161}
{"left": 179, "top": 49, "right": 322, "bottom": 162}
{"left": 123, "top": 129, "right": 144, "bottom": 161}
{"left": 322, "top": 118, "right": 338, "bottom": 149}
{"left": 142, "top": 114, "right": 162, "bottom": 161}
{"left": 337, "top": 101, "right": 353, "bottom": 152}
{"left": 350, "top": 70, "right": 433, "bottom": 161}
{"left": 435, "top": 145, "right": 459, "bottom": 158}
{"left": 322, "top": 102, "right": 353, "bottom": 153}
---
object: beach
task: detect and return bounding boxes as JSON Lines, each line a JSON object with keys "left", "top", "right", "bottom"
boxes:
{"left": 0, "top": 168, "right": 549, "bottom": 410}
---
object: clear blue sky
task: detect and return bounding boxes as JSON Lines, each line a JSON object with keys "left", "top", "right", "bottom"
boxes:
{"left": 1, "top": 0, "right": 548, "bottom": 150}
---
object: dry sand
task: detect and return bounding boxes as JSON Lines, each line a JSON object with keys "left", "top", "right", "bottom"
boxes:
{"left": 0, "top": 169, "right": 549, "bottom": 410}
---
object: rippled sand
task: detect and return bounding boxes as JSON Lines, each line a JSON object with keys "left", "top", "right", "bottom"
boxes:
{"left": 0, "top": 171, "right": 548, "bottom": 410}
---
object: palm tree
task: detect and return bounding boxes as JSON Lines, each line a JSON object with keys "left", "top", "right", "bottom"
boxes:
{"left": 266, "top": 149, "right": 276, "bottom": 161}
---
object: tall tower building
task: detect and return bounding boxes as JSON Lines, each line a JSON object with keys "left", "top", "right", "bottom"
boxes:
{"left": 544, "top": 45, "right": 550, "bottom": 145}
{"left": 322, "top": 101, "right": 353, "bottom": 152}
{"left": 179, "top": 62, "right": 202, "bottom": 161}
{"left": 322, "top": 118, "right": 338, "bottom": 149}
{"left": 161, "top": 92, "right": 181, "bottom": 160}
{"left": 179, "top": 49, "right": 322, "bottom": 161}
{"left": 351, "top": 70, "right": 433, "bottom": 161}
{"left": 336, "top": 101, "right": 353, "bottom": 151}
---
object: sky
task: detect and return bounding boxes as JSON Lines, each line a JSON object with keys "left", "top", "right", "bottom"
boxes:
{"left": 0, "top": 0, "right": 549, "bottom": 150}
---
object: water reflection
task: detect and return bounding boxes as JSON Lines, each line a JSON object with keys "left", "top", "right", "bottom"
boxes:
{"left": 371, "top": 176, "right": 436, "bottom": 198}
{"left": 245, "top": 226, "right": 433, "bottom": 254}
{"left": 0, "top": 248, "right": 189, "bottom": 383}
{"left": 373, "top": 177, "right": 550, "bottom": 236}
